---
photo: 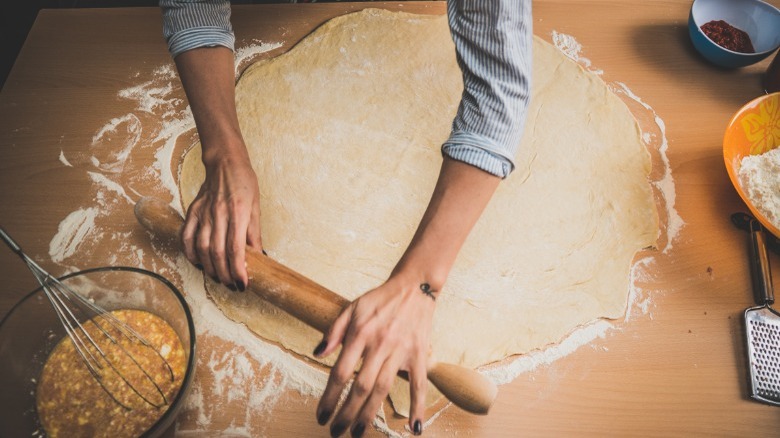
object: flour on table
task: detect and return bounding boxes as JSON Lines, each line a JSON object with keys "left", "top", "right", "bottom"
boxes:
{"left": 234, "top": 40, "right": 284, "bottom": 77}
{"left": 612, "top": 81, "right": 684, "bottom": 252}
{"left": 118, "top": 65, "right": 181, "bottom": 117}
{"left": 739, "top": 147, "right": 780, "bottom": 230}
{"left": 552, "top": 30, "right": 602, "bottom": 74}
{"left": 49, "top": 207, "right": 99, "bottom": 263}
{"left": 58, "top": 150, "right": 73, "bottom": 167}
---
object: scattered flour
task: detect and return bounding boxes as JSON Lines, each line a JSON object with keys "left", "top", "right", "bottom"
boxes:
{"left": 551, "top": 30, "right": 602, "bottom": 74}
{"left": 118, "top": 65, "right": 181, "bottom": 117}
{"left": 624, "top": 256, "right": 657, "bottom": 322}
{"left": 483, "top": 320, "right": 613, "bottom": 385}
{"left": 88, "top": 171, "right": 135, "bottom": 205}
{"left": 90, "top": 114, "right": 142, "bottom": 174}
{"left": 234, "top": 41, "right": 284, "bottom": 77}
{"left": 612, "top": 81, "right": 684, "bottom": 252}
{"left": 739, "top": 147, "right": 780, "bottom": 230}
{"left": 58, "top": 150, "right": 73, "bottom": 167}
{"left": 49, "top": 208, "right": 99, "bottom": 263}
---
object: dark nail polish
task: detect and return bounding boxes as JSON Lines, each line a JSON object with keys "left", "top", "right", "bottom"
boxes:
{"left": 413, "top": 419, "right": 422, "bottom": 436}
{"left": 262, "top": 249, "right": 268, "bottom": 256}
{"left": 351, "top": 422, "right": 365, "bottom": 438}
{"left": 317, "top": 409, "right": 331, "bottom": 426}
{"left": 227, "top": 283, "right": 237, "bottom": 292}
{"left": 330, "top": 423, "right": 347, "bottom": 438}
{"left": 236, "top": 280, "right": 246, "bottom": 292}
{"left": 313, "top": 340, "right": 327, "bottom": 357}
{"left": 195, "top": 264, "right": 203, "bottom": 270}
{"left": 210, "top": 275, "right": 220, "bottom": 284}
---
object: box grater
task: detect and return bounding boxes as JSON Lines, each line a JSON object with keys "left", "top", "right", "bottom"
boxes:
{"left": 745, "top": 218, "right": 780, "bottom": 406}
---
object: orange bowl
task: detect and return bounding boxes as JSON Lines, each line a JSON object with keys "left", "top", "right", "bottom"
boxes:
{"left": 723, "top": 92, "right": 780, "bottom": 237}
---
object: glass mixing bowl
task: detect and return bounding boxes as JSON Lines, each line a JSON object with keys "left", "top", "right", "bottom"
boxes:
{"left": 0, "top": 266, "right": 196, "bottom": 437}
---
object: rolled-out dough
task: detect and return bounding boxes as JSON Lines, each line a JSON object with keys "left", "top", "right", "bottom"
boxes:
{"left": 179, "top": 9, "right": 658, "bottom": 416}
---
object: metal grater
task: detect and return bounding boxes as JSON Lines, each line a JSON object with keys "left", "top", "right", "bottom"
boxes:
{"left": 744, "top": 218, "right": 780, "bottom": 406}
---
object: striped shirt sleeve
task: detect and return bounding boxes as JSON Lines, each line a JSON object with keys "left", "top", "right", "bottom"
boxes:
{"left": 160, "top": 0, "right": 234, "bottom": 58}
{"left": 160, "top": 1, "right": 531, "bottom": 178}
{"left": 444, "top": 0, "right": 532, "bottom": 178}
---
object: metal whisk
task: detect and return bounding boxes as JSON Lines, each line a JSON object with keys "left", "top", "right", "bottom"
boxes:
{"left": 0, "top": 227, "right": 174, "bottom": 410}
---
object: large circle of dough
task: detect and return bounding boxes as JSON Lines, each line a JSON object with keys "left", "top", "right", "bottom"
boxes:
{"left": 179, "top": 9, "right": 658, "bottom": 414}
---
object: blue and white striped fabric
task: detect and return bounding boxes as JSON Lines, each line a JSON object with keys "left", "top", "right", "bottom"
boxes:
{"left": 444, "top": 0, "right": 531, "bottom": 178}
{"left": 161, "top": 0, "right": 234, "bottom": 57}
{"left": 159, "top": 0, "right": 531, "bottom": 178}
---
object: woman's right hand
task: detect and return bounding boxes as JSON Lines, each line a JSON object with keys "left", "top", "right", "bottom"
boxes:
{"left": 173, "top": 47, "right": 263, "bottom": 291}
{"left": 181, "top": 145, "right": 262, "bottom": 291}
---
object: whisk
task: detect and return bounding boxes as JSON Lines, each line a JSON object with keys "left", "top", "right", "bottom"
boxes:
{"left": 0, "top": 227, "right": 173, "bottom": 410}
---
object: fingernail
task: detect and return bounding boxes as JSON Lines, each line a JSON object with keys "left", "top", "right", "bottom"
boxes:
{"left": 317, "top": 409, "right": 331, "bottom": 426}
{"left": 195, "top": 264, "right": 203, "bottom": 270}
{"left": 210, "top": 275, "right": 220, "bottom": 284}
{"left": 330, "top": 422, "right": 347, "bottom": 437}
{"left": 262, "top": 249, "right": 268, "bottom": 256}
{"left": 227, "top": 283, "right": 237, "bottom": 292}
{"left": 413, "top": 419, "right": 423, "bottom": 436}
{"left": 351, "top": 422, "right": 365, "bottom": 438}
{"left": 313, "top": 340, "right": 327, "bottom": 357}
{"left": 236, "top": 280, "right": 246, "bottom": 292}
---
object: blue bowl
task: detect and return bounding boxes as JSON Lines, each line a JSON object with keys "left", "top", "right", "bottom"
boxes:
{"left": 688, "top": 0, "right": 780, "bottom": 68}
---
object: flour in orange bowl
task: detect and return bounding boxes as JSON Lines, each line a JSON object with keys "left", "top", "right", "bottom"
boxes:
{"left": 739, "top": 147, "right": 780, "bottom": 231}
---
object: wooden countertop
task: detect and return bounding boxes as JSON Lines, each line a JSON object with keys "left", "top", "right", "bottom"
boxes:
{"left": 2, "top": 1, "right": 780, "bottom": 436}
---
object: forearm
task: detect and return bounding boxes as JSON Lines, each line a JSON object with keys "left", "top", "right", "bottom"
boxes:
{"left": 175, "top": 47, "right": 248, "bottom": 165}
{"left": 393, "top": 158, "right": 501, "bottom": 292}
{"left": 174, "top": 47, "right": 262, "bottom": 288}
{"left": 316, "top": 161, "right": 499, "bottom": 436}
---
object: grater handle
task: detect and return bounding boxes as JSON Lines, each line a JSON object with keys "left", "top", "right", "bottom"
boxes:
{"left": 749, "top": 219, "right": 774, "bottom": 305}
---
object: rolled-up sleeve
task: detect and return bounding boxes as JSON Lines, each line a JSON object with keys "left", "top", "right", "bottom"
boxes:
{"left": 160, "top": 0, "right": 235, "bottom": 58}
{"left": 444, "top": 0, "right": 532, "bottom": 178}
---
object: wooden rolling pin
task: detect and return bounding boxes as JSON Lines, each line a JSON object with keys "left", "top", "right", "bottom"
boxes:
{"left": 135, "top": 197, "right": 497, "bottom": 415}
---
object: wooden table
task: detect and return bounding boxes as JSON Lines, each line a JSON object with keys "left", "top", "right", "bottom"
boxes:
{"left": 2, "top": 1, "right": 780, "bottom": 436}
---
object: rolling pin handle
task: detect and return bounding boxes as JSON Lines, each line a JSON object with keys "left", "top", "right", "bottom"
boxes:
{"left": 427, "top": 362, "right": 496, "bottom": 415}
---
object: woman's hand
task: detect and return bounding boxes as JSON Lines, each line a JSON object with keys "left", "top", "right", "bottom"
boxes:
{"left": 173, "top": 47, "right": 263, "bottom": 290}
{"left": 314, "top": 273, "right": 437, "bottom": 437}
{"left": 313, "top": 158, "right": 503, "bottom": 437}
{"left": 181, "top": 148, "right": 262, "bottom": 291}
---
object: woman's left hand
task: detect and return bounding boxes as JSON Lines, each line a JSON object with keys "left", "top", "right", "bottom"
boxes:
{"left": 314, "top": 157, "right": 502, "bottom": 437}
{"left": 313, "top": 273, "right": 438, "bottom": 437}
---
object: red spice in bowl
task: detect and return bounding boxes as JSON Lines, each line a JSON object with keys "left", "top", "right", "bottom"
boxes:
{"left": 701, "top": 20, "right": 755, "bottom": 53}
